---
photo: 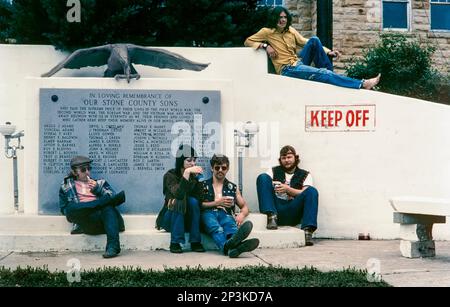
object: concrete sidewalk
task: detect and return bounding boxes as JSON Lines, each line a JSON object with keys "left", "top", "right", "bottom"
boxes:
{"left": 1, "top": 240, "right": 450, "bottom": 287}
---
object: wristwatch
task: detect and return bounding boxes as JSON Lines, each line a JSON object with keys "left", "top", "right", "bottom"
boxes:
{"left": 262, "top": 43, "right": 268, "bottom": 49}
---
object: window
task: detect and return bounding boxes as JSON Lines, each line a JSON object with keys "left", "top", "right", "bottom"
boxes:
{"left": 382, "top": 0, "right": 410, "bottom": 29}
{"left": 257, "top": 0, "right": 284, "bottom": 6}
{"left": 431, "top": 0, "right": 450, "bottom": 30}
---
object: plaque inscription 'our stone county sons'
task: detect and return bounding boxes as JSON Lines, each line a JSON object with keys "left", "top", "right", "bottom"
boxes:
{"left": 39, "top": 89, "right": 221, "bottom": 214}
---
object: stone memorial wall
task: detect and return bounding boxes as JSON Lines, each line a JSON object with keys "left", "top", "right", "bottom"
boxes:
{"left": 39, "top": 88, "right": 221, "bottom": 214}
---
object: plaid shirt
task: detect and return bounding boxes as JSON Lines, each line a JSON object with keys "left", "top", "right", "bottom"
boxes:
{"left": 59, "top": 175, "right": 114, "bottom": 215}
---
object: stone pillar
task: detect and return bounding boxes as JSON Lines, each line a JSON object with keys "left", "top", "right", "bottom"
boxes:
{"left": 394, "top": 212, "right": 445, "bottom": 258}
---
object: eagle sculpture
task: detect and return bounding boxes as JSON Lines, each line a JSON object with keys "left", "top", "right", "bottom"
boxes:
{"left": 41, "top": 44, "right": 210, "bottom": 83}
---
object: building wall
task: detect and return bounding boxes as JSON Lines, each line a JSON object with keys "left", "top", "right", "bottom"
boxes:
{"left": 1, "top": 45, "right": 450, "bottom": 240}
{"left": 285, "top": 0, "right": 449, "bottom": 74}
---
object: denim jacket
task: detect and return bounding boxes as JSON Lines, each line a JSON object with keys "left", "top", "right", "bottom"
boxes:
{"left": 58, "top": 175, "right": 114, "bottom": 215}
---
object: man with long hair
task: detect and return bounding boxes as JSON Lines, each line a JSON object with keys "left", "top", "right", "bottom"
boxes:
{"left": 256, "top": 146, "right": 318, "bottom": 246}
{"left": 245, "top": 6, "right": 380, "bottom": 90}
{"left": 156, "top": 144, "right": 206, "bottom": 253}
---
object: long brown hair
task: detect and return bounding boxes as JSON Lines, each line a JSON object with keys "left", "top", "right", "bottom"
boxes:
{"left": 278, "top": 145, "right": 300, "bottom": 167}
{"left": 267, "top": 6, "right": 292, "bottom": 31}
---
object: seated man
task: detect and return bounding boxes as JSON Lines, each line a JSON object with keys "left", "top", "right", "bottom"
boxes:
{"left": 201, "top": 154, "right": 259, "bottom": 258}
{"left": 59, "top": 155, "right": 126, "bottom": 258}
{"left": 244, "top": 6, "right": 380, "bottom": 90}
{"left": 256, "top": 146, "right": 318, "bottom": 246}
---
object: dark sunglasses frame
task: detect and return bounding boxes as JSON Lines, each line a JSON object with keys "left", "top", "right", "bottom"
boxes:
{"left": 214, "top": 165, "right": 228, "bottom": 171}
{"left": 79, "top": 166, "right": 92, "bottom": 173}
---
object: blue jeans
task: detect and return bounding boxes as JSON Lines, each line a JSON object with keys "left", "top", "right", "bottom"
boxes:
{"left": 299, "top": 36, "right": 334, "bottom": 71}
{"left": 281, "top": 36, "right": 363, "bottom": 89}
{"left": 162, "top": 197, "right": 202, "bottom": 244}
{"left": 201, "top": 209, "right": 238, "bottom": 252}
{"left": 65, "top": 199, "right": 124, "bottom": 250}
{"left": 256, "top": 174, "right": 319, "bottom": 231}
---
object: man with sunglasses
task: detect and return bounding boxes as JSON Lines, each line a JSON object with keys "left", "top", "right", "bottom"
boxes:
{"left": 59, "top": 155, "right": 126, "bottom": 258}
{"left": 256, "top": 146, "right": 318, "bottom": 246}
{"left": 200, "top": 154, "right": 259, "bottom": 258}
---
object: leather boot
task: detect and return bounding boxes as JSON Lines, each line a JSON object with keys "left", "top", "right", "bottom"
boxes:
{"left": 266, "top": 214, "right": 278, "bottom": 230}
{"left": 304, "top": 228, "right": 315, "bottom": 246}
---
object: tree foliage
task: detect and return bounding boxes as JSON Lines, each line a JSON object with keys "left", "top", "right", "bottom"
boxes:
{"left": 1, "top": 0, "right": 270, "bottom": 51}
{"left": 0, "top": 0, "right": 14, "bottom": 41}
{"left": 346, "top": 33, "right": 449, "bottom": 104}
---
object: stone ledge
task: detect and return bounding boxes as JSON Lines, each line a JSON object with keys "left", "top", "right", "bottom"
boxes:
{"left": 0, "top": 228, "right": 305, "bottom": 252}
{"left": 0, "top": 213, "right": 305, "bottom": 252}
{"left": 0, "top": 213, "right": 268, "bottom": 232}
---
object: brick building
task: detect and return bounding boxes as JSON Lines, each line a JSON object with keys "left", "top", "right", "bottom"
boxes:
{"left": 260, "top": 0, "right": 449, "bottom": 74}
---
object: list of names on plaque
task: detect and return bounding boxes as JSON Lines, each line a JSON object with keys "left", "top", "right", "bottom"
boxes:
{"left": 39, "top": 89, "right": 220, "bottom": 214}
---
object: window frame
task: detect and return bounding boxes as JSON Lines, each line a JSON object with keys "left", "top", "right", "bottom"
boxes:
{"left": 257, "top": 0, "right": 285, "bottom": 7}
{"left": 381, "top": 0, "right": 411, "bottom": 31}
{"left": 430, "top": 0, "right": 450, "bottom": 32}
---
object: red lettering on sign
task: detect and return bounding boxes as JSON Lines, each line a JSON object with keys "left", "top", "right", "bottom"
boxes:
{"left": 346, "top": 110, "right": 354, "bottom": 127}
{"left": 363, "top": 110, "right": 369, "bottom": 126}
{"left": 335, "top": 111, "right": 342, "bottom": 127}
{"left": 321, "top": 110, "right": 327, "bottom": 127}
{"left": 311, "top": 111, "right": 319, "bottom": 127}
{"left": 306, "top": 105, "right": 375, "bottom": 132}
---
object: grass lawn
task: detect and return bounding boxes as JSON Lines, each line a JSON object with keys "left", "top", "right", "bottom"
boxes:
{"left": 0, "top": 265, "right": 391, "bottom": 287}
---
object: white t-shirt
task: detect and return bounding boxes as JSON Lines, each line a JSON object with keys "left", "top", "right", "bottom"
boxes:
{"left": 266, "top": 168, "right": 314, "bottom": 187}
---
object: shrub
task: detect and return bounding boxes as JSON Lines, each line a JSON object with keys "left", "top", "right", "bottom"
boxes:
{"left": 346, "top": 33, "right": 449, "bottom": 104}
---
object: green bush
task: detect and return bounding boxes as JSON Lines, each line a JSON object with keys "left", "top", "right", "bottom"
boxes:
{"left": 346, "top": 33, "right": 449, "bottom": 104}
{"left": 1, "top": 0, "right": 270, "bottom": 51}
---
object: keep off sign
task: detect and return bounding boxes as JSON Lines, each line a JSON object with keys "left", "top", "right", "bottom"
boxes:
{"left": 305, "top": 104, "right": 376, "bottom": 132}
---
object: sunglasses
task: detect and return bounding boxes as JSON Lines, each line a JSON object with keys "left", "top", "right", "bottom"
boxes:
{"left": 79, "top": 166, "right": 92, "bottom": 173}
{"left": 214, "top": 165, "right": 228, "bottom": 171}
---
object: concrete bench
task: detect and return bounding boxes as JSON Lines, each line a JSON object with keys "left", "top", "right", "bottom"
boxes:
{"left": 390, "top": 197, "right": 450, "bottom": 258}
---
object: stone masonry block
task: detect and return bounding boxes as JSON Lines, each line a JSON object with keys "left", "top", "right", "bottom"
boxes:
{"left": 393, "top": 212, "right": 446, "bottom": 225}
{"left": 400, "top": 240, "right": 436, "bottom": 258}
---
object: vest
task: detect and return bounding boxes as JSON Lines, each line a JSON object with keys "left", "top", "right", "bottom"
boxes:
{"left": 202, "top": 178, "right": 237, "bottom": 215}
{"left": 272, "top": 166, "right": 309, "bottom": 190}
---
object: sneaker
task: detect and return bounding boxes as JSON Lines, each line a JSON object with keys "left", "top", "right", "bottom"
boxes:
{"left": 70, "top": 223, "right": 84, "bottom": 235}
{"left": 102, "top": 247, "right": 120, "bottom": 258}
{"left": 170, "top": 243, "right": 183, "bottom": 253}
{"left": 223, "top": 221, "right": 253, "bottom": 255}
{"left": 304, "top": 230, "right": 314, "bottom": 246}
{"left": 266, "top": 214, "right": 278, "bottom": 230}
{"left": 228, "top": 238, "right": 260, "bottom": 258}
{"left": 191, "top": 242, "right": 205, "bottom": 252}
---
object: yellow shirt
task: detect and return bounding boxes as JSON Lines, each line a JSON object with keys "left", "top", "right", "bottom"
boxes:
{"left": 244, "top": 26, "right": 331, "bottom": 74}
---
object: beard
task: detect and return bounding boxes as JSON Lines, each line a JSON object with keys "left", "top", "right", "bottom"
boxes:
{"left": 281, "top": 163, "right": 296, "bottom": 173}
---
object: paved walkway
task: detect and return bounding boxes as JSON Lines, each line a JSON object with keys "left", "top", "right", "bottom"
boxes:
{"left": 1, "top": 240, "right": 450, "bottom": 287}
